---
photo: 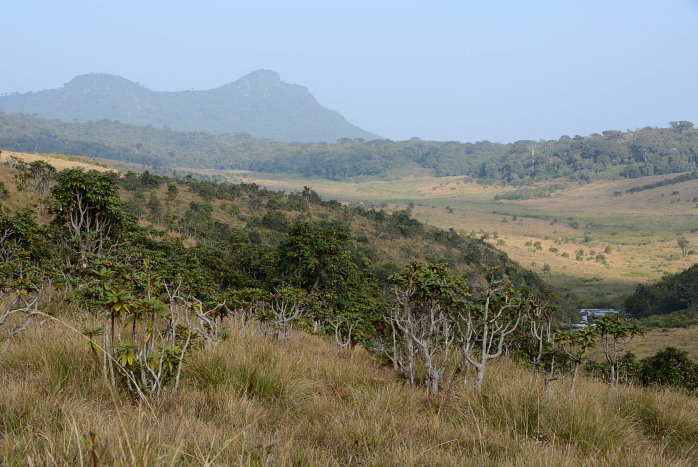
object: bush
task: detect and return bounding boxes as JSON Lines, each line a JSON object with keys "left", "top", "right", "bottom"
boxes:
{"left": 639, "top": 347, "right": 698, "bottom": 391}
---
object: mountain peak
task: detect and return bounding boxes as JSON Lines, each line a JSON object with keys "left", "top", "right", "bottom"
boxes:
{"left": 0, "top": 71, "right": 379, "bottom": 142}
{"left": 64, "top": 73, "right": 140, "bottom": 90}
{"left": 236, "top": 69, "right": 281, "bottom": 86}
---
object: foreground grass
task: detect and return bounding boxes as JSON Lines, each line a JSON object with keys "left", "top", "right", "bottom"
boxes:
{"left": 1, "top": 319, "right": 697, "bottom": 465}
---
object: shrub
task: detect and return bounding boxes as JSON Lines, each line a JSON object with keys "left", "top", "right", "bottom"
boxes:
{"left": 639, "top": 347, "right": 698, "bottom": 391}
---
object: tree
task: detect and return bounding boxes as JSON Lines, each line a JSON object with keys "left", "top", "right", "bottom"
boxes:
{"left": 669, "top": 121, "right": 694, "bottom": 133}
{"left": 256, "top": 287, "right": 306, "bottom": 340}
{"left": 0, "top": 208, "right": 49, "bottom": 340}
{"left": 639, "top": 347, "right": 698, "bottom": 390}
{"left": 166, "top": 181, "right": 179, "bottom": 205}
{"left": 387, "top": 262, "right": 468, "bottom": 394}
{"left": 49, "top": 168, "right": 126, "bottom": 260}
{"left": 677, "top": 236, "right": 689, "bottom": 256}
{"left": 12, "top": 158, "right": 56, "bottom": 199}
{"left": 276, "top": 220, "right": 351, "bottom": 294}
{"left": 553, "top": 328, "right": 596, "bottom": 394}
{"left": 275, "top": 220, "right": 383, "bottom": 342}
{"left": 458, "top": 275, "right": 524, "bottom": 390}
{"left": 594, "top": 315, "right": 643, "bottom": 389}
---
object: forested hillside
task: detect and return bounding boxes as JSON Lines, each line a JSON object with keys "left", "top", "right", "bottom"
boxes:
{"left": 0, "top": 155, "right": 545, "bottom": 344}
{"left": 626, "top": 263, "right": 698, "bottom": 326}
{"left": 0, "top": 71, "right": 378, "bottom": 143}
{"left": 0, "top": 112, "right": 695, "bottom": 182}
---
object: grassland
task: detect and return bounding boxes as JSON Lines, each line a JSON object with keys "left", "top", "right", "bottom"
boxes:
{"left": 589, "top": 325, "right": 698, "bottom": 362}
{"left": 1, "top": 316, "right": 697, "bottom": 465}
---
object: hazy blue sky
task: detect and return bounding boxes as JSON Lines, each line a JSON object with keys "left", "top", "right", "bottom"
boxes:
{"left": 2, "top": 0, "right": 697, "bottom": 142}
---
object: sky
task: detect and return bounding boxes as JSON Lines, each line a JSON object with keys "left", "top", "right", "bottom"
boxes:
{"left": 1, "top": 0, "right": 697, "bottom": 143}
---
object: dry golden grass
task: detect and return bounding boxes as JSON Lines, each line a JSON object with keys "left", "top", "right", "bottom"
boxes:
{"left": 588, "top": 325, "right": 698, "bottom": 362}
{"left": 1, "top": 317, "right": 697, "bottom": 465}
{"left": 515, "top": 174, "right": 698, "bottom": 215}
{"left": 0, "top": 150, "right": 115, "bottom": 173}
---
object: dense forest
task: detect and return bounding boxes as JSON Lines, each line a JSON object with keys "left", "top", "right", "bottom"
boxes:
{"left": 0, "top": 111, "right": 696, "bottom": 183}
{"left": 626, "top": 263, "right": 698, "bottom": 325}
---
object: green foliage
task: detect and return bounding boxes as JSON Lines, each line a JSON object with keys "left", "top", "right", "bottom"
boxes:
{"left": 637, "top": 307, "right": 698, "bottom": 328}
{"left": 260, "top": 210, "right": 290, "bottom": 232}
{"left": 626, "top": 171, "right": 698, "bottom": 193}
{"left": 677, "top": 237, "right": 690, "bottom": 256}
{"left": 387, "top": 262, "right": 470, "bottom": 392}
{"left": 276, "top": 220, "right": 385, "bottom": 341}
{"left": 625, "top": 264, "right": 698, "bottom": 319}
{"left": 1, "top": 159, "right": 551, "bottom": 396}
{"left": 49, "top": 168, "right": 128, "bottom": 257}
{"left": 494, "top": 183, "right": 566, "bottom": 200}
{"left": 0, "top": 208, "right": 52, "bottom": 283}
{"left": 594, "top": 314, "right": 643, "bottom": 388}
{"left": 638, "top": 347, "right": 698, "bottom": 391}
{"left": 1, "top": 112, "right": 696, "bottom": 183}
{"left": 9, "top": 157, "right": 56, "bottom": 198}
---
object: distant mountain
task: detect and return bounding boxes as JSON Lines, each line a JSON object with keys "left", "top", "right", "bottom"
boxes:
{"left": 0, "top": 71, "right": 379, "bottom": 143}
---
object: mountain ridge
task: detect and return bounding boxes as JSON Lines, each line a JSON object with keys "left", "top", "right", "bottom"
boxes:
{"left": 0, "top": 71, "right": 379, "bottom": 143}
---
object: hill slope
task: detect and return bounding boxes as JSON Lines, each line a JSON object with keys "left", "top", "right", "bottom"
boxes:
{"left": 0, "top": 112, "right": 696, "bottom": 181}
{"left": 625, "top": 263, "right": 698, "bottom": 322}
{"left": 0, "top": 71, "right": 378, "bottom": 143}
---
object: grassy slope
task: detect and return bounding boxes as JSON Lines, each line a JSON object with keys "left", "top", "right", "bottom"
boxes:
{"left": 1, "top": 317, "right": 697, "bottom": 465}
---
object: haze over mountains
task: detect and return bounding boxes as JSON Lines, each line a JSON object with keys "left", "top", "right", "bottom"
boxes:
{"left": 0, "top": 70, "right": 378, "bottom": 143}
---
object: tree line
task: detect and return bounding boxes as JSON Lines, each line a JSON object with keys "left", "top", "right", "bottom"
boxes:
{"left": 1, "top": 112, "right": 696, "bottom": 183}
